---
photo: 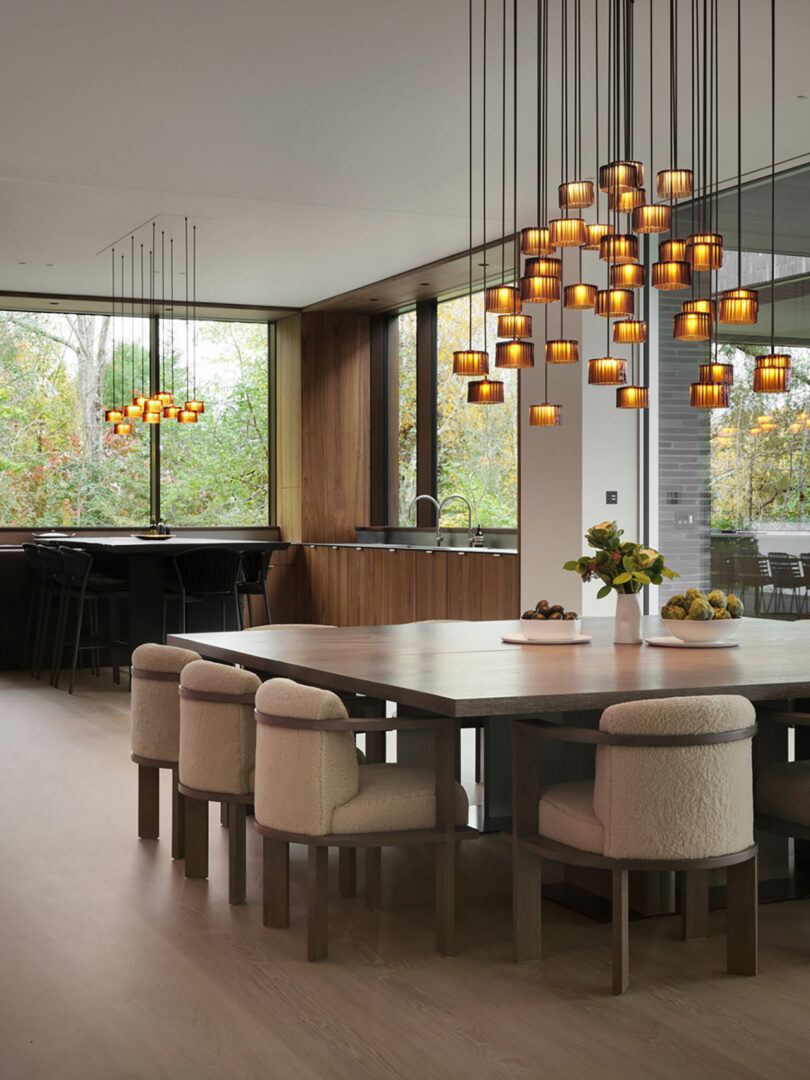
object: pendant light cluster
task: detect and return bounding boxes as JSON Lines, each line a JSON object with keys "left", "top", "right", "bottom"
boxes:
{"left": 102, "top": 218, "right": 205, "bottom": 433}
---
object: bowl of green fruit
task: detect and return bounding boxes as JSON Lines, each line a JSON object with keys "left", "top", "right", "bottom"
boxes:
{"left": 660, "top": 589, "right": 744, "bottom": 642}
{"left": 521, "top": 601, "right": 581, "bottom": 641}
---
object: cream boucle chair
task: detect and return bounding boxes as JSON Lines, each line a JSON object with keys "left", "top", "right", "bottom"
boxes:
{"left": 512, "top": 695, "right": 758, "bottom": 994}
{"left": 253, "top": 677, "right": 474, "bottom": 961}
{"left": 756, "top": 702, "right": 810, "bottom": 846}
{"left": 178, "top": 659, "right": 262, "bottom": 904}
{"left": 130, "top": 642, "right": 201, "bottom": 858}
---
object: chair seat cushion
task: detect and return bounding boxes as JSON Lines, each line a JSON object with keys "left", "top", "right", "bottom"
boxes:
{"left": 330, "top": 765, "right": 468, "bottom": 835}
{"left": 538, "top": 780, "right": 604, "bottom": 855}
{"left": 758, "top": 761, "right": 810, "bottom": 827}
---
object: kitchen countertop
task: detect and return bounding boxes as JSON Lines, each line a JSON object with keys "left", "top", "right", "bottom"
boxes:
{"left": 299, "top": 541, "right": 517, "bottom": 555}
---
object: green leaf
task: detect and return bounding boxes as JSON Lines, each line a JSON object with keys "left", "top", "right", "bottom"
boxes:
{"left": 562, "top": 561, "right": 579, "bottom": 571}
{"left": 613, "top": 572, "right": 632, "bottom": 584}
{"left": 622, "top": 556, "right": 635, "bottom": 571}
{"left": 596, "top": 583, "right": 612, "bottom": 599}
{"left": 633, "top": 572, "right": 651, "bottom": 584}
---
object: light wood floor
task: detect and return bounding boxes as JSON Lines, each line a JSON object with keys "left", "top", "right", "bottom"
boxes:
{"left": 2, "top": 670, "right": 810, "bottom": 1080}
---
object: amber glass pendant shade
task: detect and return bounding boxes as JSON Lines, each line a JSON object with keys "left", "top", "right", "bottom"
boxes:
{"left": 545, "top": 340, "right": 579, "bottom": 364}
{"left": 497, "top": 313, "right": 533, "bottom": 338}
{"left": 599, "top": 234, "right": 639, "bottom": 264}
{"left": 123, "top": 403, "right": 143, "bottom": 418}
{"left": 583, "top": 222, "right": 614, "bottom": 250}
{"left": 529, "top": 403, "right": 563, "bottom": 426}
{"left": 185, "top": 399, "right": 205, "bottom": 414}
{"left": 177, "top": 409, "right": 198, "bottom": 423}
{"left": 520, "top": 226, "right": 555, "bottom": 256}
{"left": 595, "top": 288, "right": 634, "bottom": 318}
{"left": 467, "top": 378, "right": 504, "bottom": 404}
{"left": 452, "top": 350, "right": 489, "bottom": 376}
{"left": 157, "top": 390, "right": 174, "bottom": 406}
{"left": 599, "top": 161, "right": 641, "bottom": 193}
{"left": 719, "top": 287, "right": 759, "bottom": 325}
{"left": 656, "top": 168, "right": 694, "bottom": 199}
{"left": 484, "top": 285, "right": 522, "bottom": 314}
{"left": 673, "top": 312, "right": 711, "bottom": 340}
{"left": 145, "top": 398, "right": 163, "bottom": 414}
{"left": 609, "top": 263, "right": 645, "bottom": 289}
{"left": 105, "top": 408, "right": 124, "bottom": 423}
{"left": 494, "top": 340, "right": 535, "bottom": 368}
{"left": 564, "top": 283, "right": 598, "bottom": 309}
{"left": 632, "top": 203, "right": 672, "bottom": 233}
{"left": 519, "top": 274, "right": 561, "bottom": 303}
{"left": 682, "top": 298, "right": 717, "bottom": 320}
{"left": 686, "top": 233, "right": 723, "bottom": 270}
{"left": 753, "top": 355, "right": 792, "bottom": 393}
{"left": 651, "top": 260, "right": 691, "bottom": 290}
{"left": 558, "top": 180, "right": 595, "bottom": 209}
{"left": 113, "top": 421, "right": 132, "bottom": 435}
{"left": 523, "top": 256, "right": 562, "bottom": 279}
{"left": 690, "top": 382, "right": 730, "bottom": 408}
{"left": 608, "top": 188, "right": 646, "bottom": 213}
{"left": 588, "top": 357, "right": 628, "bottom": 385}
{"left": 699, "top": 362, "right": 733, "bottom": 385}
{"left": 548, "top": 217, "right": 587, "bottom": 247}
{"left": 143, "top": 410, "right": 162, "bottom": 424}
{"left": 616, "top": 385, "right": 650, "bottom": 409}
{"left": 613, "top": 319, "right": 647, "bottom": 344}
{"left": 133, "top": 395, "right": 147, "bottom": 408}
{"left": 659, "top": 239, "right": 687, "bottom": 262}
{"left": 163, "top": 404, "right": 182, "bottom": 419}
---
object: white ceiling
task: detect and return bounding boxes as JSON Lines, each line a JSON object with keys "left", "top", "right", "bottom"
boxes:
{"left": 0, "top": 0, "right": 808, "bottom": 308}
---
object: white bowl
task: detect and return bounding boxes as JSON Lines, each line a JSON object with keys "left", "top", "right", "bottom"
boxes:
{"left": 661, "top": 617, "right": 742, "bottom": 643}
{"left": 520, "top": 617, "right": 582, "bottom": 642}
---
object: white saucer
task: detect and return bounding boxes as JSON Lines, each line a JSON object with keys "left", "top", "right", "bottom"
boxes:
{"left": 645, "top": 636, "right": 739, "bottom": 649}
{"left": 501, "top": 633, "right": 592, "bottom": 646}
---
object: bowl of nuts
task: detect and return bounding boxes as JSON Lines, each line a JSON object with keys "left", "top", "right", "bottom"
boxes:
{"left": 521, "top": 601, "right": 581, "bottom": 641}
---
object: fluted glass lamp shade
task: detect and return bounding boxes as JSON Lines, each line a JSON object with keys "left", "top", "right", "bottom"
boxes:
{"left": 545, "top": 340, "right": 580, "bottom": 364}
{"left": 523, "top": 256, "right": 562, "bottom": 278}
{"left": 157, "top": 390, "right": 174, "bottom": 406}
{"left": 583, "top": 222, "right": 614, "bottom": 250}
{"left": 558, "top": 180, "right": 595, "bottom": 209}
{"left": 719, "top": 287, "right": 759, "bottom": 325}
{"left": 563, "top": 283, "right": 598, "bottom": 309}
{"left": 609, "top": 262, "right": 646, "bottom": 289}
{"left": 659, "top": 239, "right": 687, "bottom": 262}
{"left": 656, "top": 168, "right": 694, "bottom": 198}
{"left": 673, "top": 311, "right": 711, "bottom": 340}
{"left": 699, "top": 362, "right": 734, "bottom": 385}
{"left": 613, "top": 319, "right": 647, "bottom": 344}
{"left": 177, "top": 409, "right": 199, "bottom": 423}
{"left": 453, "top": 350, "right": 490, "bottom": 375}
{"left": 632, "top": 203, "right": 672, "bottom": 233}
{"left": 753, "top": 355, "right": 792, "bottom": 393}
{"left": 105, "top": 408, "right": 124, "bottom": 423}
{"left": 588, "top": 357, "right": 628, "bottom": 385}
{"left": 595, "top": 288, "right": 634, "bottom": 317}
{"left": 467, "top": 378, "right": 504, "bottom": 404}
{"left": 519, "top": 274, "right": 561, "bottom": 303}
{"left": 145, "top": 397, "right": 164, "bottom": 413}
{"left": 529, "top": 403, "right": 563, "bottom": 426}
{"left": 683, "top": 298, "right": 717, "bottom": 320}
{"left": 686, "top": 233, "right": 723, "bottom": 270}
{"left": 497, "top": 313, "right": 533, "bottom": 338}
{"left": 520, "top": 226, "right": 555, "bottom": 256}
{"left": 599, "top": 234, "right": 639, "bottom": 264}
{"left": 690, "top": 382, "right": 730, "bottom": 408}
{"left": 651, "top": 260, "right": 691, "bottom": 289}
{"left": 185, "top": 399, "right": 205, "bottom": 414}
{"left": 485, "top": 285, "right": 522, "bottom": 314}
{"left": 608, "top": 188, "right": 646, "bottom": 213}
{"left": 113, "top": 421, "right": 132, "bottom": 435}
{"left": 548, "top": 217, "right": 587, "bottom": 247}
{"left": 599, "top": 161, "right": 642, "bottom": 193}
{"left": 133, "top": 395, "right": 147, "bottom": 408}
{"left": 143, "top": 409, "right": 162, "bottom": 424}
{"left": 616, "top": 385, "right": 650, "bottom": 409}
{"left": 163, "top": 404, "right": 182, "bottom": 419}
{"left": 495, "top": 339, "right": 535, "bottom": 368}
{"left": 123, "top": 403, "right": 143, "bottom": 418}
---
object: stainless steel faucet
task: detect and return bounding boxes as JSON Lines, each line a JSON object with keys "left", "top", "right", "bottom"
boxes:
{"left": 438, "top": 494, "right": 476, "bottom": 547}
{"left": 408, "top": 494, "right": 442, "bottom": 546}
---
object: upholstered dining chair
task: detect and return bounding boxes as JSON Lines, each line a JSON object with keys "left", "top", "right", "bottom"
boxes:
{"left": 130, "top": 642, "right": 201, "bottom": 857}
{"left": 756, "top": 702, "right": 810, "bottom": 848}
{"left": 178, "top": 659, "right": 262, "bottom": 904}
{"left": 511, "top": 695, "right": 758, "bottom": 994}
{"left": 252, "top": 677, "right": 475, "bottom": 961}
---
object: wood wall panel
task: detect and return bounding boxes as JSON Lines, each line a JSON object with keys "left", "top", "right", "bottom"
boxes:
{"left": 275, "top": 314, "right": 302, "bottom": 542}
{"left": 300, "top": 313, "right": 371, "bottom": 542}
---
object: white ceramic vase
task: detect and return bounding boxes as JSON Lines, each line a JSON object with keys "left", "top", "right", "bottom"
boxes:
{"left": 614, "top": 591, "right": 642, "bottom": 644}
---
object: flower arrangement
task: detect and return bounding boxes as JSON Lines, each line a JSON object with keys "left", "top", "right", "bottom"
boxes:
{"left": 563, "top": 521, "right": 679, "bottom": 599}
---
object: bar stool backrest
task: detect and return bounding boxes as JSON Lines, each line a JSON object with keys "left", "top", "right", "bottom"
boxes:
{"left": 172, "top": 548, "right": 242, "bottom": 597}
{"left": 238, "top": 549, "right": 269, "bottom": 587}
{"left": 22, "top": 543, "right": 44, "bottom": 579}
{"left": 37, "top": 544, "right": 65, "bottom": 583}
{"left": 593, "top": 694, "right": 756, "bottom": 861}
{"left": 59, "top": 547, "right": 93, "bottom": 592}
{"left": 131, "top": 642, "right": 201, "bottom": 763}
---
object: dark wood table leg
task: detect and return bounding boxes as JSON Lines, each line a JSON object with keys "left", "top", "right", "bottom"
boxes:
{"left": 434, "top": 721, "right": 456, "bottom": 956}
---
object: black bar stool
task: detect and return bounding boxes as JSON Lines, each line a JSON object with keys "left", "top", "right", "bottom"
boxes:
{"left": 237, "top": 549, "right": 272, "bottom": 627}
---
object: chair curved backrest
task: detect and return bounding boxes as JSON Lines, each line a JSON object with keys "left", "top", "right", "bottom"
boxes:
{"left": 130, "top": 642, "right": 201, "bottom": 763}
{"left": 37, "top": 545, "right": 65, "bottom": 582}
{"left": 238, "top": 549, "right": 270, "bottom": 587}
{"left": 59, "top": 546, "right": 93, "bottom": 591}
{"left": 173, "top": 548, "right": 242, "bottom": 596}
{"left": 593, "top": 695, "right": 755, "bottom": 860}
{"left": 253, "top": 677, "right": 360, "bottom": 836}
{"left": 178, "top": 659, "right": 261, "bottom": 796}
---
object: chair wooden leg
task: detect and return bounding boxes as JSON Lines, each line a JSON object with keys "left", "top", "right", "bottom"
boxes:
{"left": 435, "top": 840, "right": 456, "bottom": 956}
{"left": 263, "top": 837, "right": 290, "bottom": 928}
{"left": 364, "top": 847, "right": 381, "bottom": 910}
{"left": 679, "top": 869, "right": 709, "bottom": 940}
{"left": 138, "top": 764, "right": 160, "bottom": 839}
{"left": 339, "top": 847, "right": 357, "bottom": 898}
{"left": 228, "top": 803, "right": 247, "bottom": 905}
{"left": 307, "top": 845, "right": 329, "bottom": 962}
{"left": 513, "top": 847, "right": 542, "bottom": 962}
{"left": 612, "top": 868, "right": 630, "bottom": 995}
{"left": 171, "top": 765, "right": 185, "bottom": 860}
{"left": 184, "top": 797, "right": 209, "bottom": 880}
{"left": 726, "top": 854, "right": 758, "bottom": 976}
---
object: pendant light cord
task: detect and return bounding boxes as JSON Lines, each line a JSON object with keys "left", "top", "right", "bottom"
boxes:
{"left": 469, "top": 0, "right": 473, "bottom": 349}
{"left": 736, "top": 0, "right": 742, "bottom": 287}
{"left": 482, "top": 0, "right": 487, "bottom": 354}
{"left": 501, "top": 0, "right": 506, "bottom": 285}
{"left": 170, "top": 239, "right": 175, "bottom": 399}
{"left": 770, "top": 0, "right": 775, "bottom": 355}
{"left": 111, "top": 249, "right": 116, "bottom": 411}
{"left": 512, "top": 0, "right": 519, "bottom": 300}
{"left": 185, "top": 217, "right": 190, "bottom": 403}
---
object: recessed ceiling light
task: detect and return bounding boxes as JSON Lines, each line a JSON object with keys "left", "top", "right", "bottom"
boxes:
{"left": 46, "top": 263, "right": 54, "bottom": 267}
{"left": 798, "top": 94, "right": 808, "bottom": 100}
{"left": 17, "top": 261, "right": 26, "bottom": 266}
{"left": 478, "top": 261, "right": 489, "bottom": 267}
{"left": 369, "top": 298, "right": 379, "bottom": 302}
{"left": 50, "top": 301, "right": 58, "bottom": 305}
{"left": 419, "top": 282, "right": 430, "bottom": 286}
